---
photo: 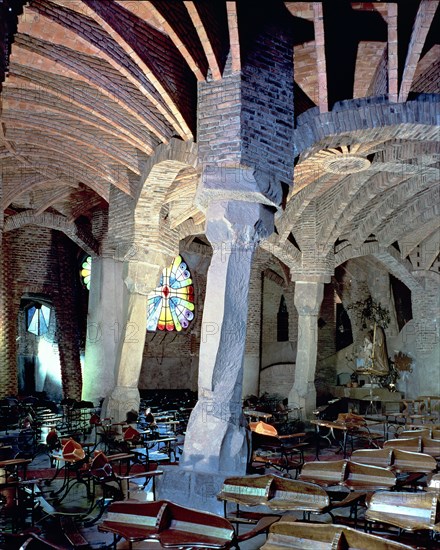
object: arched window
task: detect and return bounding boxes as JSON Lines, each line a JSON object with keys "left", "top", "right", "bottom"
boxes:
{"left": 147, "top": 255, "right": 195, "bottom": 332}
{"left": 277, "top": 295, "right": 289, "bottom": 342}
{"left": 26, "top": 303, "right": 51, "bottom": 336}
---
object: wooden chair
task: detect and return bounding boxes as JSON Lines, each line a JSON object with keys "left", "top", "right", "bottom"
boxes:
{"left": 335, "top": 412, "right": 383, "bottom": 451}
{"left": 365, "top": 491, "right": 440, "bottom": 534}
{"left": 261, "top": 520, "right": 415, "bottom": 550}
{"left": 249, "top": 421, "right": 307, "bottom": 477}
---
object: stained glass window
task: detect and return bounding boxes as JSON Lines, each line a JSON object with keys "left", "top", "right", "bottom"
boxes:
{"left": 147, "top": 255, "right": 195, "bottom": 332}
{"left": 27, "top": 304, "right": 51, "bottom": 336}
{"left": 80, "top": 256, "right": 92, "bottom": 290}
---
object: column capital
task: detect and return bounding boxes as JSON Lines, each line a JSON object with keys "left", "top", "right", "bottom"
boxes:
{"left": 291, "top": 273, "right": 332, "bottom": 283}
{"left": 197, "top": 165, "right": 283, "bottom": 210}
{"left": 123, "top": 251, "right": 173, "bottom": 295}
{"left": 205, "top": 200, "right": 274, "bottom": 252}
{"left": 294, "top": 280, "right": 325, "bottom": 316}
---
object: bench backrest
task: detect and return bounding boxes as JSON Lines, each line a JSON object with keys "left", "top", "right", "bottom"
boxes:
{"left": 343, "top": 461, "right": 396, "bottom": 490}
{"left": 384, "top": 437, "right": 422, "bottom": 452}
{"left": 366, "top": 491, "right": 439, "bottom": 531}
{"left": 218, "top": 474, "right": 273, "bottom": 504}
{"left": 298, "top": 460, "right": 346, "bottom": 486}
{"left": 267, "top": 477, "right": 330, "bottom": 511}
{"left": 398, "top": 428, "right": 431, "bottom": 439}
{"left": 421, "top": 437, "right": 440, "bottom": 457}
{"left": 102, "top": 500, "right": 235, "bottom": 546}
{"left": 350, "top": 448, "right": 392, "bottom": 468}
{"left": 392, "top": 449, "right": 437, "bottom": 474}
{"left": 261, "top": 520, "right": 415, "bottom": 550}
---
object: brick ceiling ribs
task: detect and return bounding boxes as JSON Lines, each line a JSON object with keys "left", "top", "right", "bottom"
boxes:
{"left": 0, "top": 1, "right": 438, "bottom": 272}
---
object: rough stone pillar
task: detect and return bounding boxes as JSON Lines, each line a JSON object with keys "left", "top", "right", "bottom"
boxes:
{"left": 181, "top": 201, "right": 273, "bottom": 474}
{"left": 289, "top": 281, "right": 325, "bottom": 418}
{"left": 82, "top": 256, "right": 124, "bottom": 404}
{"left": 105, "top": 256, "right": 167, "bottom": 421}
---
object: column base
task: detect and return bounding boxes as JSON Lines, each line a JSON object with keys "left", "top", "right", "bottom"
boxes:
{"left": 288, "top": 383, "right": 317, "bottom": 420}
{"left": 180, "top": 401, "right": 248, "bottom": 475}
{"left": 103, "top": 386, "right": 140, "bottom": 422}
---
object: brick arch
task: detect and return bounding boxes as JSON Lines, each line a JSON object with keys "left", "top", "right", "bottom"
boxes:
{"left": 293, "top": 96, "right": 440, "bottom": 156}
{"left": 132, "top": 139, "right": 198, "bottom": 256}
{"left": 4, "top": 212, "right": 99, "bottom": 256}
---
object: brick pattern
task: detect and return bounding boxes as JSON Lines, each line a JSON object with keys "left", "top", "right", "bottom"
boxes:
{"left": 2, "top": 226, "right": 86, "bottom": 400}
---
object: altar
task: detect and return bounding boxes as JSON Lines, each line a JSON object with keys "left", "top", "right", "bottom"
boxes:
{"left": 330, "top": 385, "right": 402, "bottom": 415}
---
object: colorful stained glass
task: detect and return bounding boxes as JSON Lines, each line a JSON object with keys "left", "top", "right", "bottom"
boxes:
{"left": 27, "top": 304, "right": 51, "bottom": 336}
{"left": 147, "top": 255, "right": 195, "bottom": 332}
{"left": 80, "top": 256, "right": 92, "bottom": 290}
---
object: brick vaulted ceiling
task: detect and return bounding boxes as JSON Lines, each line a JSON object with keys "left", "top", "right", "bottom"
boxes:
{"left": 0, "top": 1, "right": 439, "bottom": 269}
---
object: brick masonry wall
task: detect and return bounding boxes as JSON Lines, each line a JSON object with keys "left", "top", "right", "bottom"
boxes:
{"left": 2, "top": 226, "right": 87, "bottom": 399}
{"left": 241, "top": 25, "right": 295, "bottom": 187}
{"left": 138, "top": 248, "right": 209, "bottom": 391}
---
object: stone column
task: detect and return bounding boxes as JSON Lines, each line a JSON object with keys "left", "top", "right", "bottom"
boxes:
{"left": 288, "top": 281, "right": 325, "bottom": 418}
{"left": 82, "top": 256, "right": 124, "bottom": 404}
{"left": 105, "top": 256, "right": 167, "bottom": 421}
{"left": 181, "top": 201, "right": 273, "bottom": 475}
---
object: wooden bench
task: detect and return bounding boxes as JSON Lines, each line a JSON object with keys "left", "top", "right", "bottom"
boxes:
{"left": 261, "top": 520, "right": 415, "bottom": 550}
{"left": 365, "top": 491, "right": 440, "bottom": 534}
{"left": 384, "top": 436, "right": 422, "bottom": 452}
{"left": 351, "top": 447, "right": 437, "bottom": 474}
{"left": 298, "top": 459, "right": 346, "bottom": 487}
{"left": 299, "top": 459, "right": 396, "bottom": 492}
{"left": 98, "top": 499, "right": 278, "bottom": 549}
{"left": 217, "top": 473, "right": 364, "bottom": 524}
{"left": 385, "top": 435, "right": 440, "bottom": 459}
{"left": 343, "top": 461, "right": 396, "bottom": 492}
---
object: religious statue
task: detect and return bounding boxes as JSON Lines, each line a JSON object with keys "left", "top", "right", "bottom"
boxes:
{"left": 360, "top": 324, "right": 389, "bottom": 375}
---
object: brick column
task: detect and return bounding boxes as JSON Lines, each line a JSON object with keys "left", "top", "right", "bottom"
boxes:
{"left": 288, "top": 280, "right": 326, "bottom": 418}
{"left": 181, "top": 201, "right": 273, "bottom": 474}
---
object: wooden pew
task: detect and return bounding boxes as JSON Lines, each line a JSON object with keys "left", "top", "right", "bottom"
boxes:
{"left": 98, "top": 499, "right": 278, "bottom": 549}
{"left": 365, "top": 491, "right": 440, "bottom": 534}
{"left": 299, "top": 459, "right": 396, "bottom": 492}
{"left": 217, "top": 473, "right": 364, "bottom": 525}
{"left": 261, "top": 520, "right": 415, "bottom": 550}
{"left": 384, "top": 437, "right": 422, "bottom": 452}
{"left": 392, "top": 449, "right": 437, "bottom": 474}
{"left": 343, "top": 461, "right": 396, "bottom": 492}
{"left": 351, "top": 448, "right": 436, "bottom": 474}
{"left": 350, "top": 448, "right": 392, "bottom": 469}
{"left": 298, "top": 459, "right": 346, "bottom": 487}
{"left": 421, "top": 436, "right": 440, "bottom": 459}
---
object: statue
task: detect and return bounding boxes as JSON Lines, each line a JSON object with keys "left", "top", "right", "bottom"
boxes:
{"left": 358, "top": 324, "right": 389, "bottom": 376}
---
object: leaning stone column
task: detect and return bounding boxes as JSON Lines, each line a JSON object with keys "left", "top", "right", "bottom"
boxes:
{"left": 82, "top": 256, "right": 124, "bottom": 404}
{"left": 288, "top": 281, "right": 325, "bottom": 418}
{"left": 181, "top": 201, "right": 273, "bottom": 474}
{"left": 105, "top": 255, "right": 167, "bottom": 421}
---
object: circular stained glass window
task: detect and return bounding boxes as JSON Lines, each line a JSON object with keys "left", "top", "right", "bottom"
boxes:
{"left": 80, "top": 256, "right": 92, "bottom": 290}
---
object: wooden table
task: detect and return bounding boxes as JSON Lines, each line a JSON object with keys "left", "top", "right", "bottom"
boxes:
{"left": 243, "top": 410, "right": 273, "bottom": 422}
{"left": 311, "top": 418, "right": 382, "bottom": 459}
